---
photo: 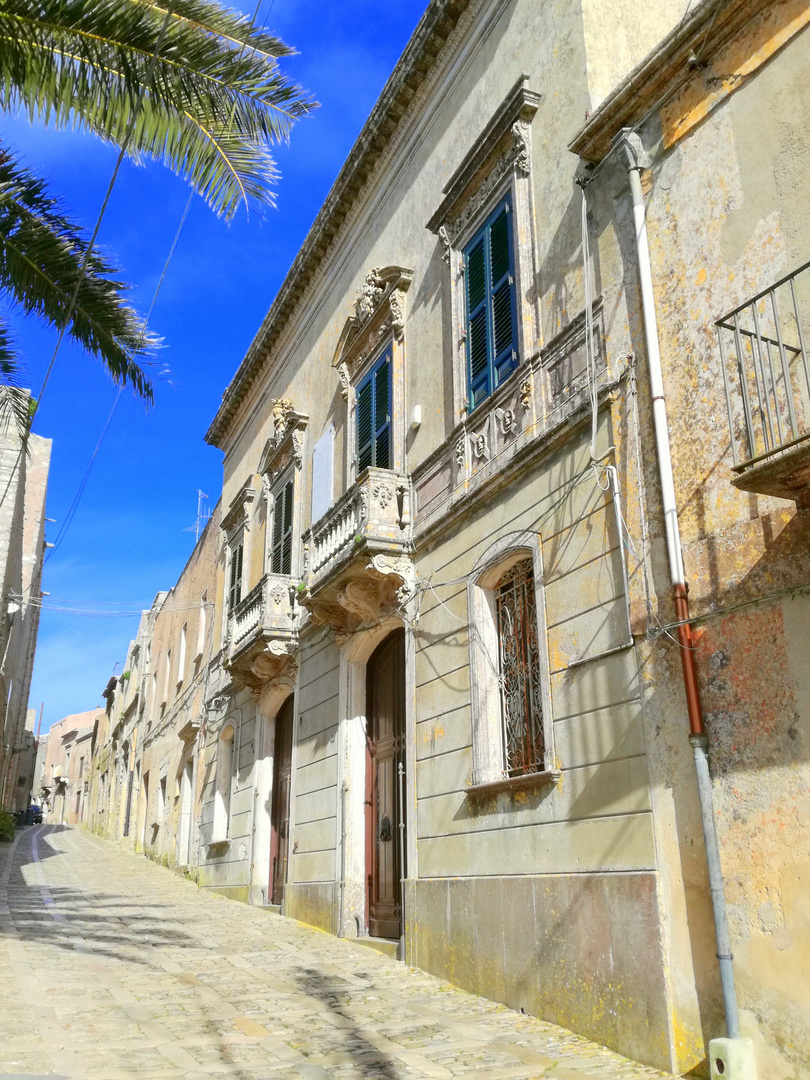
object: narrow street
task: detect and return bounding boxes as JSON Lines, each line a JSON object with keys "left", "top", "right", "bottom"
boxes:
{"left": 0, "top": 827, "right": 679, "bottom": 1080}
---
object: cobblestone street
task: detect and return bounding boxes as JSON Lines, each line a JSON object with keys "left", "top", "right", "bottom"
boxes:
{"left": 0, "top": 827, "right": 680, "bottom": 1080}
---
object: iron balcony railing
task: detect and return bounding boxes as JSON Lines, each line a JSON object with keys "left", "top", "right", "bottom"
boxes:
{"left": 717, "top": 258, "right": 810, "bottom": 468}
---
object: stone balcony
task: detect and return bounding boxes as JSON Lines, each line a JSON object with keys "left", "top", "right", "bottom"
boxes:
{"left": 226, "top": 573, "right": 299, "bottom": 688}
{"left": 301, "top": 466, "right": 415, "bottom": 634}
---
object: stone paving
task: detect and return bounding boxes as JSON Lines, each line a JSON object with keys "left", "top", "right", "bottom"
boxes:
{"left": 0, "top": 827, "right": 681, "bottom": 1080}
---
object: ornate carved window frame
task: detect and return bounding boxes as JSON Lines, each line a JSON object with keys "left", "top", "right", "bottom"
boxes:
{"left": 333, "top": 265, "right": 413, "bottom": 486}
{"left": 257, "top": 400, "right": 308, "bottom": 579}
{"left": 221, "top": 479, "right": 256, "bottom": 629}
{"left": 466, "top": 530, "right": 557, "bottom": 794}
{"left": 427, "top": 75, "right": 541, "bottom": 425}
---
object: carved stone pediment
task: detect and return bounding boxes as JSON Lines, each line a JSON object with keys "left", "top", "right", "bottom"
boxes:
{"left": 258, "top": 403, "right": 308, "bottom": 485}
{"left": 333, "top": 265, "right": 413, "bottom": 397}
{"left": 222, "top": 478, "right": 257, "bottom": 538}
{"left": 426, "top": 75, "right": 541, "bottom": 252}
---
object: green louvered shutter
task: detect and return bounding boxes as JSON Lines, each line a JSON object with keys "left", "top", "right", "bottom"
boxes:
{"left": 489, "top": 205, "right": 517, "bottom": 385}
{"left": 271, "top": 478, "right": 294, "bottom": 575}
{"left": 373, "top": 350, "right": 391, "bottom": 469}
{"left": 466, "top": 237, "right": 489, "bottom": 409}
{"left": 357, "top": 376, "right": 374, "bottom": 472}
{"left": 228, "top": 542, "right": 243, "bottom": 611}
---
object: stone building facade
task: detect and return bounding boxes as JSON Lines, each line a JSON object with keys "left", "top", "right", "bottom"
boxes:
{"left": 87, "top": 1, "right": 810, "bottom": 1076}
{"left": 0, "top": 388, "right": 51, "bottom": 811}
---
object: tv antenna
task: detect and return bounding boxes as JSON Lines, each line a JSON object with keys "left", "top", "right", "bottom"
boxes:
{"left": 183, "top": 490, "right": 211, "bottom": 542}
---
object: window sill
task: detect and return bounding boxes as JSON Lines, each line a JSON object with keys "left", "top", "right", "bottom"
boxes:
{"left": 208, "top": 838, "right": 229, "bottom": 851}
{"left": 466, "top": 769, "right": 560, "bottom": 798}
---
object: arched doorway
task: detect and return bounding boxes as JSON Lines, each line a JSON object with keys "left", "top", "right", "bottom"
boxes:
{"left": 365, "top": 629, "right": 405, "bottom": 938}
{"left": 269, "top": 695, "right": 294, "bottom": 906}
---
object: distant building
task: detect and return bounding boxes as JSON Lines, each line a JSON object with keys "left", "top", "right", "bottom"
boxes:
{"left": 0, "top": 388, "right": 51, "bottom": 810}
{"left": 41, "top": 711, "right": 99, "bottom": 825}
{"left": 88, "top": 502, "right": 221, "bottom": 871}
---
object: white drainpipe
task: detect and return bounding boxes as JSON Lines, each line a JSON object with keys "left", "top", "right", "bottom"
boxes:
{"left": 612, "top": 129, "right": 757, "bottom": 1080}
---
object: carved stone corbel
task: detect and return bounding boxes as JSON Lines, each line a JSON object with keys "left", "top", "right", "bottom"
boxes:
{"left": 249, "top": 641, "right": 298, "bottom": 684}
{"left": 338, "top": 362, "right": 351, "bottom": 401}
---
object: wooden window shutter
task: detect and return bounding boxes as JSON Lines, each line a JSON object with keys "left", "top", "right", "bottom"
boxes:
{"left": 464, "top": 197, "right": 518, "bottom": 411}
{"left": 356, "top": 349, "right": 391, "bottom": 472}
{"left": 373, "top": 351, "right": 391, "bottom": 470}
{"left": 270, "top": 479, "right": 294, "bottom": 576}
{"left": 357, "top": 375, "right": 374, "bottom": 472}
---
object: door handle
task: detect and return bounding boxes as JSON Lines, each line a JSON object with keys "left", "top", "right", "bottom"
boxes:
{"left": 378, "top": 814, "right": 392, "bottom": 842}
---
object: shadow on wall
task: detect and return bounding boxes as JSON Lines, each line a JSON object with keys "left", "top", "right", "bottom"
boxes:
{"left": 297, "top": 965, "right": 400, "bottom": 1078}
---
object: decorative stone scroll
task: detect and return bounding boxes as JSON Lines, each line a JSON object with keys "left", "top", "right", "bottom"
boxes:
{"left": 334, "top": 265, "right": 414, "bottom": 382}
{"left": 221, "top": 480, "right": 257, "bottom": 541}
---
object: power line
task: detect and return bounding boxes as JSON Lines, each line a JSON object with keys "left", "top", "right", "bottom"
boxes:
{"left": 45, "top": 192, "right": 196, "bottom": 563}
{"left": 0, "top": 4, "right": 175, "bottom": 518}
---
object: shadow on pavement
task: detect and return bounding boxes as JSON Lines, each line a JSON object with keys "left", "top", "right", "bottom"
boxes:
{"left": 1, "top": 827, "right": 201, "bottom": 967}
{"left": 298, "top": 965, "right": 400, "bottom": 1079}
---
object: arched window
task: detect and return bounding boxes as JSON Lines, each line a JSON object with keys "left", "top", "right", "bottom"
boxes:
{"left": 495, "top": 559, "right": 544, "bottom": 776}
{"left": 212, "top": 723, "right": 235, "bottom": 841}
{"left": 467, "top": 535, "right": 555, "bottom": 790}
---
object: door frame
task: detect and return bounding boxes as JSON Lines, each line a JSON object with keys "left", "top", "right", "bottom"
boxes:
{"left": 337, "top": 616, "right": 417, "bottom": 944}
{"left": 250, "top": 678, "right": 297, "bottom": 907}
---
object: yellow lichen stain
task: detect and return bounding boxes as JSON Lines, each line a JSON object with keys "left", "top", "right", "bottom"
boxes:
{"left": 671, "top": 1013, "right": 708, "bottom": 1074}
{"left": 662, "top": 0, "right": 810, "bottom": 149}
{"left": 695, "top": 268, "right": 706, "bottom": 286}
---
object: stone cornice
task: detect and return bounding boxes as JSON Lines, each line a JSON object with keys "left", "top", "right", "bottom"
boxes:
{"left": 205, "top": 0, "right": 473, "bottom": 450}
{"left": 568, "top": 0, "right": 774, "bottom": 162}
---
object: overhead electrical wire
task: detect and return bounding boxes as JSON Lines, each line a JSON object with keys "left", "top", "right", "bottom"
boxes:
{"left": 0, "top": 4, "right": 175, "bottom": 519}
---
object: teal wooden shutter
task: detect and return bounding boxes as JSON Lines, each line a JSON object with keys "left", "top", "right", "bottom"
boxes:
{"left": 357, "top": 376, "right": 374, "bottom": 472}
{"left": 489, "top": 204, "right": 518, "bottom": 385}
{"left": 356, "top": 348, "right": 391, "bottom": 471}
{"left": 466, "top": 237, "right": 488, "bottom": 409}
{"left": 464, "top": 197, "right": 518, "bottom": 410}
{"left": 373, "top": 350, "right": 391, "bottom": 470}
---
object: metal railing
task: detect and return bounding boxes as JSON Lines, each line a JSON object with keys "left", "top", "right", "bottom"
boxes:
{"left": 717, "top": 259, "right": 810, "bottom": 467}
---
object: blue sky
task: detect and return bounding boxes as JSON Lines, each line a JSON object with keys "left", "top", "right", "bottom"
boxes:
{"left": 9, "top": 0, "right": 427, "bottom": 733}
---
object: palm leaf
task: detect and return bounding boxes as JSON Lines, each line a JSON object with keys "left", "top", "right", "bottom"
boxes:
{"left": 0, "top": 149, "right": 157, "bottom": 401}
{"left": 0, "top": 0, "right": 315, "bottom": 218}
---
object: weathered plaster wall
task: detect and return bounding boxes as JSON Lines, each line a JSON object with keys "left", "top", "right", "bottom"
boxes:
{"left": 600, "top": 13, "right": 810, "bottom": 1077}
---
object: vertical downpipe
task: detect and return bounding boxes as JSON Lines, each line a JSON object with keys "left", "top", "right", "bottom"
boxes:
{"left": 397, "top": 760, "right": 406, "bottom": 963}
{"left": 613, "top": 129, "right": 742, "bottom": 1043}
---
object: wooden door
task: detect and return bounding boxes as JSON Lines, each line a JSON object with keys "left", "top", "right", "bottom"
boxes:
{"left": 270, "top": 696, "right": 294, "bottom": 906}
{"left": 366, "top": 630, "right": 405, "bottom": 938}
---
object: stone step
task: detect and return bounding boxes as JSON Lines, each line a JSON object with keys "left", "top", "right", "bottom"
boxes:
{"left": 349, "top": 936, "right": 400, "bottom": 960}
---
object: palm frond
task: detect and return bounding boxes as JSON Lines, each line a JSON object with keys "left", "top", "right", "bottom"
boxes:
{"left": 0, "top": 379, "right": 33, "bottom": 441}
{"left": 0, "top": 0, "right": 316, "bottom": 218}
{"left": 0, "top": 149, "right": 157, "bottom": 401}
